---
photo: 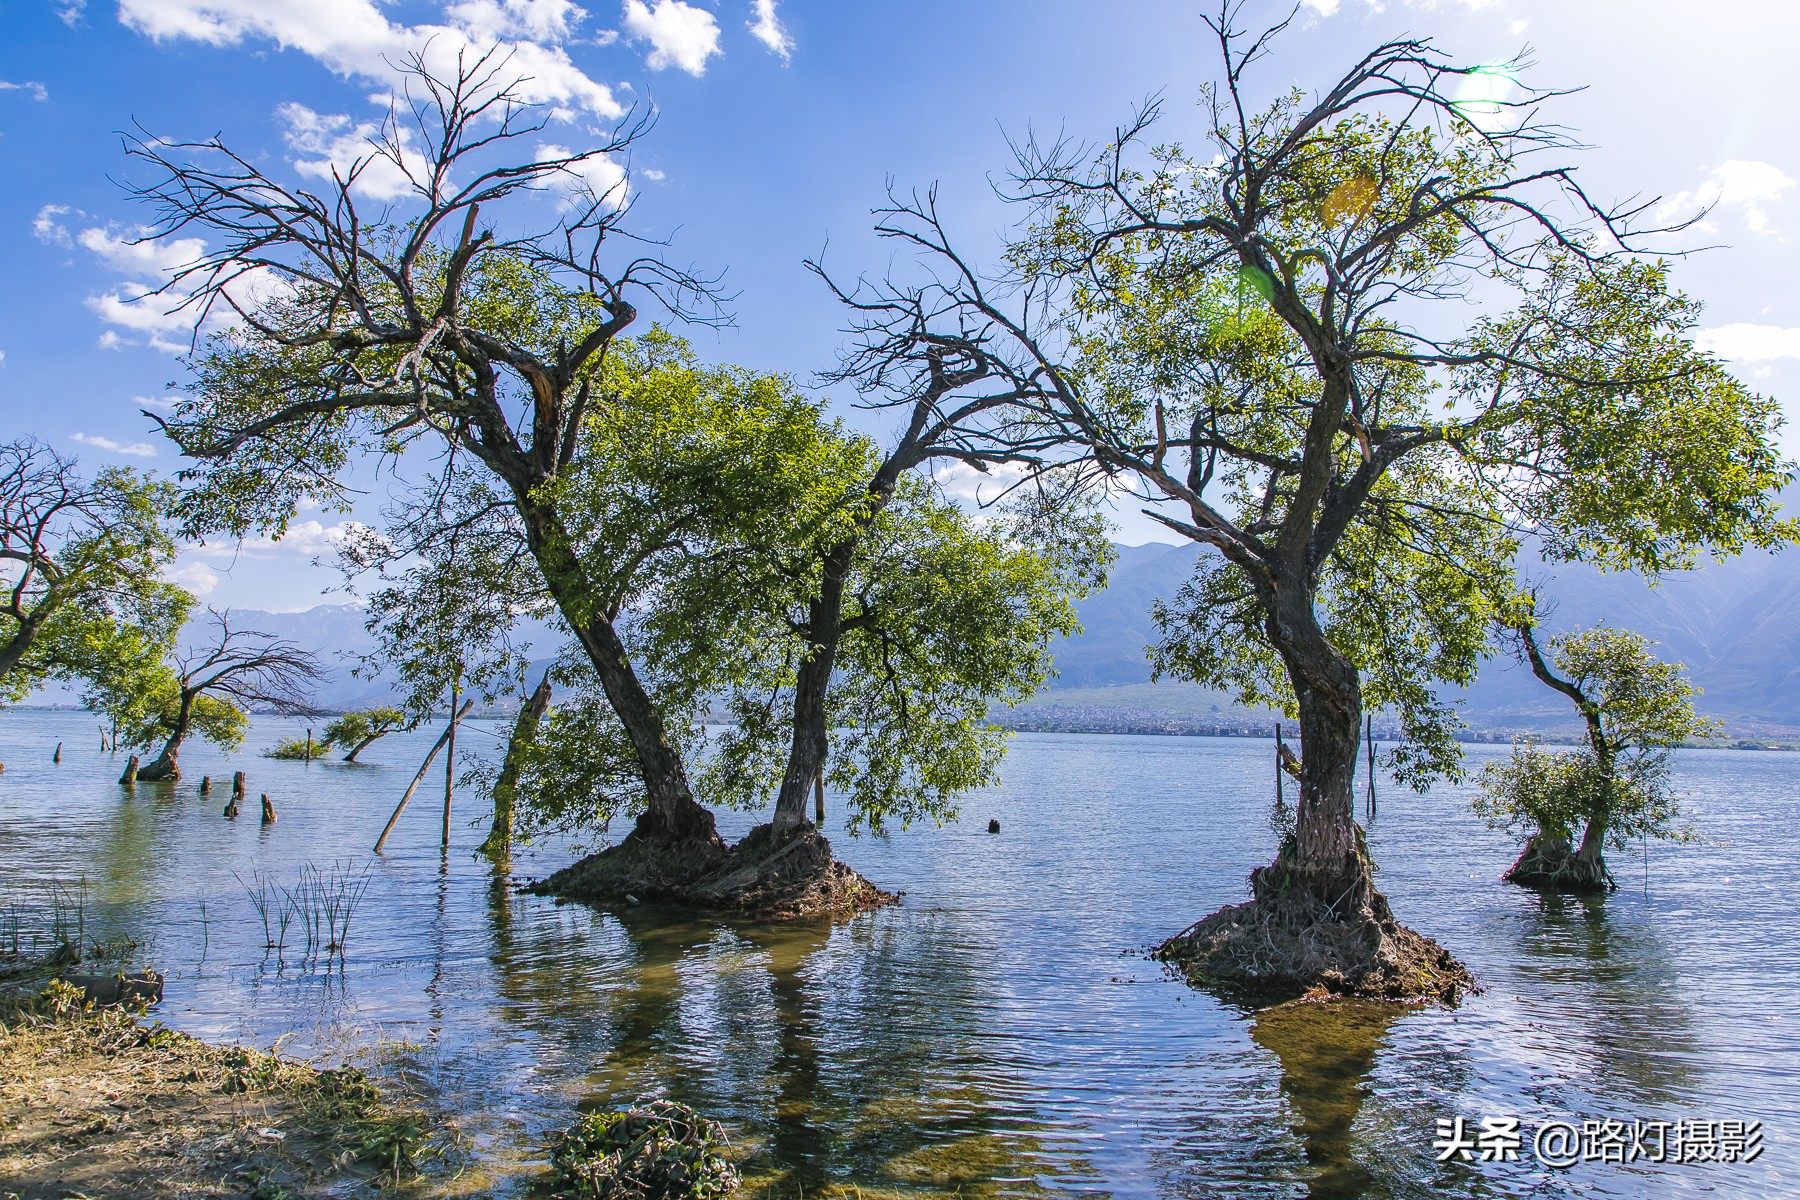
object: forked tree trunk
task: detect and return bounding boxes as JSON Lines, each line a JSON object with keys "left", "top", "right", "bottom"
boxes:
{"left": 480, "top": 671, "right": 552, "bottom": 860}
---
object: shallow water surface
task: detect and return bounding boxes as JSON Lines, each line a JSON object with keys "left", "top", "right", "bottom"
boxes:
{"left": 1, "top": 710, "right": 1794, "bottom": 1198}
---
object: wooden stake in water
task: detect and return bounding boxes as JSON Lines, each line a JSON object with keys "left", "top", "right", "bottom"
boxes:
{"left": 375, "top": 699, "right": 474, "bottom": 854}
{"left": 442, "top": 685, "right": 459, "bottom": 851}
{"left": 53, "top": 742, "right": 62, "bottom": 764}
{"left": 1274, "top": 722, "right": 1284, "bottom": 807}
{"left": 1365, "top": 714, "right": 1377, "bottom": 818}
{"left": 305, "top": 728, "right": 313, "bottom": 763}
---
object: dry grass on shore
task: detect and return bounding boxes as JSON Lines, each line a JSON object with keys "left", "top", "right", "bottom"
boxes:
{"left": 0, "top": 981, "right": 438, "bottom": 1200}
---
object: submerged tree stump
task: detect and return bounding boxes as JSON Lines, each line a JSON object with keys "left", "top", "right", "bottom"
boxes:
{"left": 119, "top": 755, "right": 139, "bottom": 785}
{"left": 260, "top": 794, "right": 276, "bottom": 825}
{"left": 200, "top": 775, "right": 211, "bottom": 794}
{"left": 53, "top": 742, "right": 62, "bottom": 764}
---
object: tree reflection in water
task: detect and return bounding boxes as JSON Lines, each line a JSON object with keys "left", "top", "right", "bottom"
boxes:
{"left": 1251, "top": 999, "right": 1409, "bottom": 1200}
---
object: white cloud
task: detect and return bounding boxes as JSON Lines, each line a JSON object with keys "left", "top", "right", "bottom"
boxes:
{"left": 164, "top": 561, "right": 220, "bottom": 596}
{"left": 32, "top": 204, "right": 73, "bottom": 247}
{"left": 75, "top": 223, "right": 290, "bottom": 353}
{"left": 0, "top": 80, "right": 49, "bottom": 101}
{"left": 136, "top": 394, "right": 183, "bottom": 411}
{"left": 446, "top": 0, "right": 582, "bottom": 42}
{"left": 278, "top": 102, "right": 421, "bottom": 201}
{"left": 71, "top": 432, "right": 158, "bottom": 457}
{"left": 747, "top": 0, "right": 791, "bottom": 61}
{"left": 536, "top": 141, "right": 628, "bottom": 210}
{"left": 1658, "top": 160, "right": 1796, "bottom": 235}
{"left": 57, "top": 1, "right": 87, "bottom": 26}
{"left": 1696, "top": 324, "right": 1800, "bottom": 363}
{"left": 622, "top": 0, "right": 721, "bottom": 75}
{"left": 195, "top": 519, "right": 372, "bottom": 559}
{"left": 932, "top": 460, "right": 1032, "bottom": 505}
{"left": 641, "top": 167, "right": 665, "bottom": 181}
{"left": 77, "top": 224, "right": 207, "bottom": 278}
{"left": 118, "top": 0, "right": 625, "bottom": 120}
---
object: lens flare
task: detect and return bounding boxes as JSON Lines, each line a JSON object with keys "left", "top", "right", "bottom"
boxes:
{"left": 1451, "top": 63, "right": 1519, "bottom": 132}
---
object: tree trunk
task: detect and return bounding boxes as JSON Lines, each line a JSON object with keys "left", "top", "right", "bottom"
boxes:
{"left": 343, "top": 730, "right": 385, "bottom": 762}
{"left": 1250, "top": 580, "right": 1386, "bottom": 921}
{"left": 0, "top": 618, "right": 42, "bottom": 685}
{"left": 480, "top": 671, "right": 552, "bottom": 861}
{"left": 771, "top": 545, "right": 853, "bottom": 832}
{"left": 516, "top": 499, "right": 716, "bottom": 844}
{"left": 135, "top": 690, "right": 193, "bottom": 782}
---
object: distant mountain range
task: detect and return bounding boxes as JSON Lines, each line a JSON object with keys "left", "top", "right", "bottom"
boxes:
{"left": 1033, "top": 539, "right": 1800, "bottom": 738}
{"left": 27, "top": 541, "right": 1800, "bottom": 739}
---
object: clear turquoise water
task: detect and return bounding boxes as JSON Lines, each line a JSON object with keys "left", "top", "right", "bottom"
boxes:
{"left": 0, "top": 708, "right": 1793, "bottom": 1199}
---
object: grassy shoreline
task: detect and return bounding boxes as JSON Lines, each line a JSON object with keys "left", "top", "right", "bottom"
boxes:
{"left": 0, "top": 981, "right": 438, "bottom": 1200}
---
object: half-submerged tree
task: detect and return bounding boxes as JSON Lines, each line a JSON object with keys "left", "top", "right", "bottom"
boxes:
{"left": 841, "top": 9, "right": 1792, "bottom": 999}
{"left": 322, "top": 706, "right": 411, "bottom": 762}
{"left": 0, "top": 437, "right": 186, "bottom": 702}
{"left": 1476, "top": 609, "right": 1714, "bottom": 891}
{"left": 109, "top": 609, "right": 322, "bottom": 781}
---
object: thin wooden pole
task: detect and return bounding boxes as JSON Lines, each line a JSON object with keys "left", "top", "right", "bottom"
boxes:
{"left": 1365, "top": 714, "right": 1377, "bottom": 817}
{"left": 442, "top": 686, "right": 460, "bottom": 850}
{"left": 375, "top": 699, "right": 474, "bottom": 854}
{"left": 1274, "top": 722, "right": 1284, "bottom": 807}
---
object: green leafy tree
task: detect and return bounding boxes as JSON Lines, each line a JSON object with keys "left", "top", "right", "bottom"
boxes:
{"left": 833, "top": 11, "right": 1793, "bottom": 997}
{"left": 495, "top": 343, "right": 1102, "bottom": 854}
{"left": 700, "top": 475, "right": 1101, "bottom": 834}
{"left": 1475, "top": 614, "right": 1714, "bottom": 890}
{"left": 0, "top": 437, "right": 186, "bottom": 702}
{"left": 321, "top": 706, "right": 411, "bottom": 762}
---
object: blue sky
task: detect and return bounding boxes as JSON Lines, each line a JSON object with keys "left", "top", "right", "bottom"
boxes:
{"left": 3, "top": 0, "right": 1797, "bottom": 610}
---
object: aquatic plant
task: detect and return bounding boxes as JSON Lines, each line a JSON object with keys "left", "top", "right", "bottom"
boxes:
{"left": 265, "top": 735, "right": 330, "bottom": 761}
{"left": 48, "top": 877, "right": 87, "bottom": 952}
{"left": 548, "top": 1099, "right": 740, "bottom": 1199}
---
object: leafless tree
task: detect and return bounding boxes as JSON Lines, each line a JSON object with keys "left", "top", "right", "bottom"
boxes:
{"left": 135, "top": 609, "right": 322, "bottom": 781}
{"left": 129, "top": 48, "right": 726, "bottom": 839}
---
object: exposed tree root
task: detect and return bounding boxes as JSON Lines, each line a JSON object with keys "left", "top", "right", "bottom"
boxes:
{"left": 1502, "top": 834, "right": 1616, "bottom": 893}
{"left": 530, "top": 816, "right": 896, "bottom": 920}
{"left": 1157, "top": 871, "right": 1475, "bottom": 1007}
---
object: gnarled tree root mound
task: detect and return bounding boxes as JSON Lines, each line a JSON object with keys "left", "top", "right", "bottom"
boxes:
{"left": 1156, "top": 893, "right": 1476, "bottom": 1007}
{"left": 531, "top": 818, "right": 896, "bottom": 920}
{"left": 1502, "top": 837, "right": 1616, "bottom": 893}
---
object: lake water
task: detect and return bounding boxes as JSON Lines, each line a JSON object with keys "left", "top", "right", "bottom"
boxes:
{"left": 0, "top": 708, "right": 1794, "bottom": 1199}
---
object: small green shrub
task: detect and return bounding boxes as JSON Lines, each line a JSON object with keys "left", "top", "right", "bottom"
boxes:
{"left": 548, "top": 1100, "right": 740, "bottom": 1199}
